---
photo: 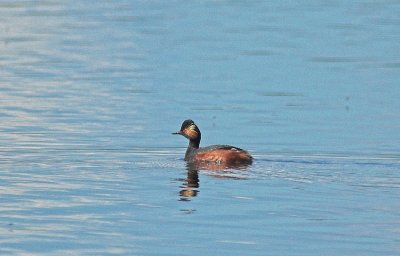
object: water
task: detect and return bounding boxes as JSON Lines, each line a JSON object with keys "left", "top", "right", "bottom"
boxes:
{"left": 1, "top": 1, "right": 400, "bottom": 255}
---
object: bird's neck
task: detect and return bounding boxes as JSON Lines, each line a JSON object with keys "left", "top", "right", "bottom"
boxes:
{"left": 185, "top": 139, "right": 200, "bottom": 161}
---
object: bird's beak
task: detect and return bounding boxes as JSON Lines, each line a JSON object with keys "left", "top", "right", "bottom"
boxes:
{"left": 172, "top": 131, "right": 182, "bottom": 135}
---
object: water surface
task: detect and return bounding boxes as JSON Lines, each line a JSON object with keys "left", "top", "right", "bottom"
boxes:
{"left": 1, "top": 1, "right": 399, "bottom": 255}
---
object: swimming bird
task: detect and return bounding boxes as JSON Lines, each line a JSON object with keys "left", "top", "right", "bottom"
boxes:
{"left": 173, "top": 119, "right": 253, "bottom": 165}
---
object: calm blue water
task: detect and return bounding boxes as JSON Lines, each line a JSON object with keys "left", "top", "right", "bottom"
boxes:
{"left": 1, "top": 1, "right": 400, "bottom": 255}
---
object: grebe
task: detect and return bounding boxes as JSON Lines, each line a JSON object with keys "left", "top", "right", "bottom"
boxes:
{"left": 173, "top": 120, "right": 253, "bottom": 165}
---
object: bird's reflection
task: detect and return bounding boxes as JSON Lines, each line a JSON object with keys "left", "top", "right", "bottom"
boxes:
{"left": 179, "top": 168, "right": 199, "bottom": 201}
{"left": 178, "top": 161, "right": 251, "bottom": 201}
